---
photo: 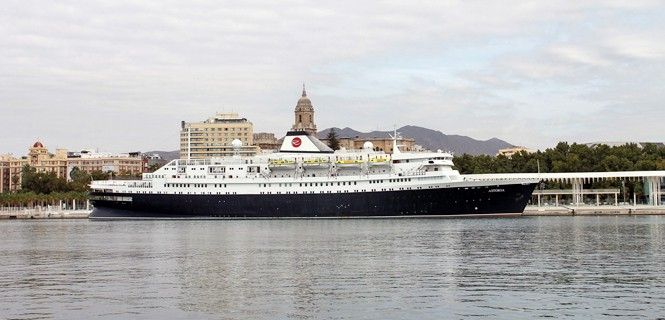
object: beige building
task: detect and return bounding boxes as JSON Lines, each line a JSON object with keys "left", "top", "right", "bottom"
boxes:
{"left": 1, "top": 155, "right": 26, "bottom": 193}
{"left": 320, "top": 136, "right": 417, "bottom": 153}
{"left": 180, "top": 112, "right": 259, "bottom": 159}
{"left": 253, "top": 132, "right": 281, "bottom": 151}
{"left": 291, "top": 85, "right": 317, "bottom": 135}
{"left": 497, "top": 146, "right": 536, "bottom": 158}
{"left": 67, "top": 151, "right": 146, "bottom": 177}
{"left": 2, "top": 142, "right": 69, "bottom": 192}
{"left": 0, "top": 157, "right": 10, "bottom": 193}
{"left": 1, "top": 142, "right": 146, "bottom": 192}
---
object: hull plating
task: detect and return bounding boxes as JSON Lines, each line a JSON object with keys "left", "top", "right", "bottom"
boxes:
{"left": 90, "top": 183, "right": 537, "bottom": 219}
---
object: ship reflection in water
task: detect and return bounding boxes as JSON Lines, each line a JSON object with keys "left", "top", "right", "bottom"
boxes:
{"left": 1, "top": 216, "right": 665, "bottom": 319}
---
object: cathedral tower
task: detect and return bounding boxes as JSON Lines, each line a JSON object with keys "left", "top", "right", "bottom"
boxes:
{"left": 291, "top": 84, "right": 317, "bottom": 135}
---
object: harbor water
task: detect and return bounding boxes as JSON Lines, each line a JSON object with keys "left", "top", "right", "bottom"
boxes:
{"left": 1, "top": 216, "right": 664, "bottom": 319}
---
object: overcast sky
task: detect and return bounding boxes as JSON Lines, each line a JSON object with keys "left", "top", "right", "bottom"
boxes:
{"left": 1, "top": 0, "right": 664, "bottom": 155}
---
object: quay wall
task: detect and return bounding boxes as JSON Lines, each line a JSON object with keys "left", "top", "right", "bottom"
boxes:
{"left": 523, "top": 206, "right": 665, "bottom": 216}
{"left": 0, "top": 208, "right": 91, "bottom": 219}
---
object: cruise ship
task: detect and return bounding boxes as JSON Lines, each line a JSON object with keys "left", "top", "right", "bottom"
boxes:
{"left": 89, "top": 131, "right": 538, "bottom": 219}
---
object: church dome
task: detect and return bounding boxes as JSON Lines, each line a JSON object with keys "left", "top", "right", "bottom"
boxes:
{"left": 33, "top": 141, "right": 44, "bottom": 148}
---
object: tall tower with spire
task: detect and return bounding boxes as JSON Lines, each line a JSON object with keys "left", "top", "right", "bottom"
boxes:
{"left": 291, "top": 84, "right": 317, "bottom": 135}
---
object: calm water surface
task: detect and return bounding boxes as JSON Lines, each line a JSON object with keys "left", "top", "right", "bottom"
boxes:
{"left": 1, "top": 216, "right": 664, "bottom": 319}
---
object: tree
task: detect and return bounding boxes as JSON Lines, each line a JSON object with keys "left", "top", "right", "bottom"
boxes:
{"left": 21, "top": 164, "right": 69, "bottom": 194}
{"left": 67, "top": 167, "right": 92, "bottom": 192}
{"left": 90, "top": 170, "right": 110, "bottom": 181}
{"left": 326, "top": 128, "right": 340, "bottom": 150}
{"left": 453, "top": 142, "right": 664, "bottom": 175}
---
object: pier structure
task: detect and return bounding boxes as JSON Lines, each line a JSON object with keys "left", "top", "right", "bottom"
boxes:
{"left": 466, "top": 171, "right": 665, "bottom": 206}
{"left": 1, "top": 199, "right": 92, "bottom": 219}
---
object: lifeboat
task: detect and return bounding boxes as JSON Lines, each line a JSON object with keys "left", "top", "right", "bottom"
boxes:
{"left": 335, "top": 159, "right": 363, "bottom": 168}
{"left": 268, "top": 159, "right": 296, "bottom": 170}
{"left": 303, "top": 157, "right": 331, "bottom": 168}
{"left": 369, "top": 157, "right": 390, "bottom": 166}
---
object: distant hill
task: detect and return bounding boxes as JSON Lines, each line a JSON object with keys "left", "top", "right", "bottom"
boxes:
{"left": 144, "top": 150, "right": 180, "bottom": 162}
{"left": 318, "top": 125, "right": 514, "bottom": 156}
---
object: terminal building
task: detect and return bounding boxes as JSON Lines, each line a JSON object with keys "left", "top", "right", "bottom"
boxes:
{"left": 467, "top": 171, "right": 664, "bottom": 206}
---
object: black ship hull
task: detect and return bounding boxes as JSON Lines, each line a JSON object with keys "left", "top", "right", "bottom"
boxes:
{"left": 89, "top": 183, "right": 537, "bottom": 219}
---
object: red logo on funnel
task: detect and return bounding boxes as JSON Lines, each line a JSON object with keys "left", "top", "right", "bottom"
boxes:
{"left": 291, "top": 137, "right": 302, "bottom": 148}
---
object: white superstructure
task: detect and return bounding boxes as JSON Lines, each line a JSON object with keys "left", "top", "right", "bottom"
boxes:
{"left": 91, "top": 132, "right": 536, "bottom": 196}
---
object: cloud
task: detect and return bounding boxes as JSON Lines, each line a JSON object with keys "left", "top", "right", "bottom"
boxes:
{"left": 0, "top": 0, "right": 663, "bottom": 154}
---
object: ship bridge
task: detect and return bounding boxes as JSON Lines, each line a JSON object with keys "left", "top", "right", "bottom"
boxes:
{"left": 465, "top": 171, "right": 665, "bottom": 206}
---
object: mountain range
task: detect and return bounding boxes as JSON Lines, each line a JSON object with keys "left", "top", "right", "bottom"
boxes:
{"left": 317, "top": 125, "right": 514, "bottom": 156}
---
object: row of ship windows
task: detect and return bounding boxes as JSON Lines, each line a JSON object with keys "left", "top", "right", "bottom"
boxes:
{"left": 159, "top": 180, "right": 437, "bottom": 189}
{"left": 165, "top": 183, "right": 228, "bottom": 188}
{"left": 157, "top": 177, "right": 436, "bottom": 189}
{"left": 121, "top": 185, "right": 458, "bottom": 195}
{"left": 259, "top": 187, "right": 424, "bottom": 194}
{"left": 114, "top": 186, "right": 491, "bottom": 196}
{"left": 118, "top": 184, "right": 504, "bottom": 194}
{"left": 190, "top": 127, "right": 250, "bottom": 131}
{"left": 260, "top": 181, "right": 360, "bottom": 188}
{"left": 162, "top": 167, "right": 244, "bottom": 171}
{"left": 370, "top": 178, "right": 412, "bottom": 184}
{"left": 161, "top": 181, "right": 419, "bottom": 189}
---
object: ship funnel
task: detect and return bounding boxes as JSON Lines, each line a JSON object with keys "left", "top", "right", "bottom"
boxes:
{"left": 279, "top": 131, "right": 334, "bottom": 153}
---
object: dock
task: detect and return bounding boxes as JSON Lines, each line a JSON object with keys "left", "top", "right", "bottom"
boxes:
{"left": 0, "top": 208, "right": 91, "bottom": 219}
{"left": 523, "top": 205, "right": 665, "bottom": 216}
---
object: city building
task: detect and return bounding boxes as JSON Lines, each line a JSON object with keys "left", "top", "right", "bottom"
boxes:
{"left": 180, "top": 112, "right": 259, "bottom": 159}
{"left": 2, "top": 142, "right": 68, "bottom": 192}
{"left": 253, "top": 132, "right": 281, "bottom": 152}
{"left": 319, "top": 136, "right": 417, "bottom": 153}
{"left": 0, "top": 156, "right": 10, "bottom": 193}
{"left": 291, "top": 85, "right": 317, "bottom": 135}
{"left": 0, "top": 142, "right": 147, "bottom": 192}
{"left": 67, "top": 150, "right": 147, "bottom": 177}
{"left": 497, "top": 146, "right": 536, "bottom": 158}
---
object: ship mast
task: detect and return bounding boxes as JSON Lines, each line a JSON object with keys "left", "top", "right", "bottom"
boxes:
{"left": 390, "top": 126, "right": 401, "bottom": 154}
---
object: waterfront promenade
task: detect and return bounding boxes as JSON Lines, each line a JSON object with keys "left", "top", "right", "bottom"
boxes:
{"left": 523, "top": 205, "right": 665, "bottom": 216}
{"left": 0, "top": 207, "right": 91, "bottom": 219}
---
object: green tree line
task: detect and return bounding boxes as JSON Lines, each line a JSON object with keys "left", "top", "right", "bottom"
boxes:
{"left": 453, "top": 142, "right": 665, "bottom": 174}
{"left": 453, "top": 142, "right": 665, "bottom": 199}
{"left": 0, "top": 165, "right": 116, "bottom": 207}
{"left": 0, "top": 191, "right": 87, "bottom": 208}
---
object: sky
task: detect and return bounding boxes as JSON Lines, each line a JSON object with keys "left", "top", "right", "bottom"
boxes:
{"left": 1, "top": 0, "right": 664, "bottom": 155}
